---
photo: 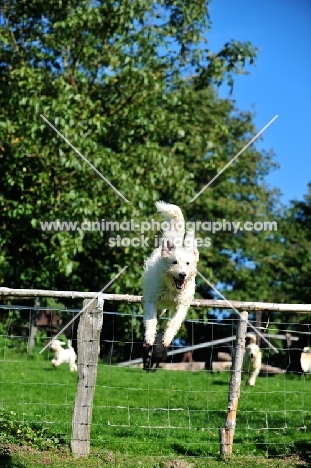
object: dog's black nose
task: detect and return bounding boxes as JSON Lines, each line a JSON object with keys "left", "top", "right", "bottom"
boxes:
{"left": 179, "top": 272, "right": 186, "bottom": 279}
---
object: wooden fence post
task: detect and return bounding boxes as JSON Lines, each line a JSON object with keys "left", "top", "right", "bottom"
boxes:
{"left": 71, "top": 296, "right": 104, "bottom": 457}
{"left": 28, "top": 298, "right": 40, "bottom": 354}
{"left": 219, "top": 311, "right": 248, "bottom": 458}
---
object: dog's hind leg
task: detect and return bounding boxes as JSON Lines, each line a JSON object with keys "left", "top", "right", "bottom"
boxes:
{"left": 69, "top": 359, "right": 77, "bottom": 372}
{"left": 162, "top": 305, "right": 188, "bottom": 347}
{"left": 248, "top": 367, "right": 260, "bottom": 386}
{"left": 143, "top": 302, "right": 157, "bottom": 346}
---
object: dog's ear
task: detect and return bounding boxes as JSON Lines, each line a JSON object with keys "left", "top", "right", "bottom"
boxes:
{"left": 193, "top": 239, "right": 199, "bottom": 261}
{"left": 184, "top": 231, "right": 199, "bottom": 260}
{"left": 161, "top": 238, "right": 175, "bottom": 257}
{"left": 191, "top": 238, "right": 199, "bottom": 261}
{"left": 184, "top": 230, "right": 194, "bottom": 250}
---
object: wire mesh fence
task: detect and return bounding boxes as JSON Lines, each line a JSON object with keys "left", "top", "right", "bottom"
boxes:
{"left": 0, "top": 301, "right": 310, "bottom": 461}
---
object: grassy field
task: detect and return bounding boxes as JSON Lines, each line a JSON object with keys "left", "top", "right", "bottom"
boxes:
{"left": 0, "top": 347, "right": 311, "bottom": 467}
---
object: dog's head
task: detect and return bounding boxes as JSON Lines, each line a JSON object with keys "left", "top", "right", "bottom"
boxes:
{"left": 161, "top": 238, "right": 199, "bottom": 292}
{"left": 50, "top": 340, "right": 66, "bottom": 352}
{"left": 245, "top": 343, "right": 260, "bottom": 361}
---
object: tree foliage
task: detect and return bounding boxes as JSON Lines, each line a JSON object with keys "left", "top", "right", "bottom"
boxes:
{"left": 269, "top": 188, "right": 311, "bottom": 304}
{"left": 0, "top": 0, "right": 293, "bottom": 327}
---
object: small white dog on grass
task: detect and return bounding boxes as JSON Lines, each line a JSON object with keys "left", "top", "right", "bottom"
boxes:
{"left": 301, "top": 347, "right": 311, "bottom": 373}
{"left": 50, "top": 339, "right": 77, "bottom": 372}
{"left": 142, "top": 201, "right": 199, "bottom": 347}
{"left": 242, "top": 333, "right": 262, "bottom": 386}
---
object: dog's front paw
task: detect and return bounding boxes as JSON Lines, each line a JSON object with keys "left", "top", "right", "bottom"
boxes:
{"left": 145, "top": 339, "right": 155, "bottom": 346}
{"left": 163, "top": 325, "right": 177, "bottom": 347}
{"left": 162, "top": 334, "right": 173, "bottom": 348}
{"left": 145, "top": 333, "right": 155, "bottom": 346}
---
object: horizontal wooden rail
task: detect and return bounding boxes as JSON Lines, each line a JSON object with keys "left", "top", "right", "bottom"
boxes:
{"left": 0, "top": 288, "right": 141, "bottom": 302}
{"left": 1, "top": 287, "right": 311, "bottom": 313}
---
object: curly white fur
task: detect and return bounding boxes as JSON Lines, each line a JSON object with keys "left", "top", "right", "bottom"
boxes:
{"left": 242, "top": 333, "right": 262, "bottom": 386}
{"left": 301, "top": 347, "right": 311, "bottom": 373}
{"left": 50, "top": 339, "right": 77, "bottom": 372}
{"left": 142, "top": 201, "right": 199, "bottom": 347}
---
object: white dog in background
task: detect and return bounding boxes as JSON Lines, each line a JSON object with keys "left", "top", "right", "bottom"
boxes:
{"left": 301, "top": 347, "right": 311, "bottom": 373}
{"left": 50, "top": 339, "right": 77, "bottom": 372}
{"left": 242, "top": 333, "right": 262, "bottom": 386}
{"left": 142, "top": 201, "right": 199, "bottom": 347}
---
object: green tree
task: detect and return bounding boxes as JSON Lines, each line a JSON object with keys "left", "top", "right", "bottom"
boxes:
{"left": 0, "top": 0, "right": 283, "bottom": 329}
{"left": 270, "top": 186, "right": 311, "bottom": 304}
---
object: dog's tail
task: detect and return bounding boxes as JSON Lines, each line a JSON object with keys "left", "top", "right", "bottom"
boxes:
{"left": 67, "top": 339, "right": 73, "bottom": 349}
{"left": 245, "top": 333, "right": 257, "bottom": 344}
{"left": 155, "top": 201, "right": 191, "bottom": 248}
{"left": 155, "top": 201, "right": 185, "bottom": 228}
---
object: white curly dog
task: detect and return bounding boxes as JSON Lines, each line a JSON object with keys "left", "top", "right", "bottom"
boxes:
{"left": 242, "top": 333, "right": 262, "bottom": 386}
{"left": 301, "top": 347, "right": 311, "bottom": 373}
{"left": 50, "top": 339, "right": 77, "bottom": 372}
{"left": 142, "top": 201, "right": 199, "bottom": 347}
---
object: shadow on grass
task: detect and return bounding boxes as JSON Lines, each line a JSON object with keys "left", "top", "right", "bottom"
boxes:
{"left": 294, "top": 440, "right": 311, "bottom": 461}
{"left": 212, "top": 379, "right": 230, "bottom": 386}
{"left": 284, "top": 440, "right": 311, "bottom": 467}
{"left": 0, "top": 448, "right": 27, "bottom": 468}
{"left": 254, "top": 434, "right": 311, "bottom": 466}
{"left": 171, "top": 443, "right": 214, "bottom": 457}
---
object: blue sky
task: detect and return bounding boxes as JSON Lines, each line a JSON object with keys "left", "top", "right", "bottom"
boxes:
{"left": 206, "top": 0, "right": 311, "bottom": 205}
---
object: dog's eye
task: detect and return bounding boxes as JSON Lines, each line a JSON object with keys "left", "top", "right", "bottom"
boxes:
{"left": 186, "top": 262, "right": 189, "bottom": 265}
{"left": 173, "top": 261, "right": 178, "bottom": 264}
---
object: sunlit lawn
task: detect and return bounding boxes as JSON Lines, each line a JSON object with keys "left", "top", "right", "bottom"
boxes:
{"left": 0, "top": 346, "right": 311, "bottom": 464}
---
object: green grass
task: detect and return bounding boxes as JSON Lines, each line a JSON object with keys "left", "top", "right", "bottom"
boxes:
{"left": 0, "top": 347, "right": 311, "bottom": 467}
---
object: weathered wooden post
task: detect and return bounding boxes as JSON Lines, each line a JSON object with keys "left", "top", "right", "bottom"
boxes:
{"left": 219, "top": 311, "right": 248, "bottom": 458}
{"left": 28, "top": 298, "right": 40, "bottom": 354}
{"left": 71, "top": 295, "right": 104, "bottom": 457}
